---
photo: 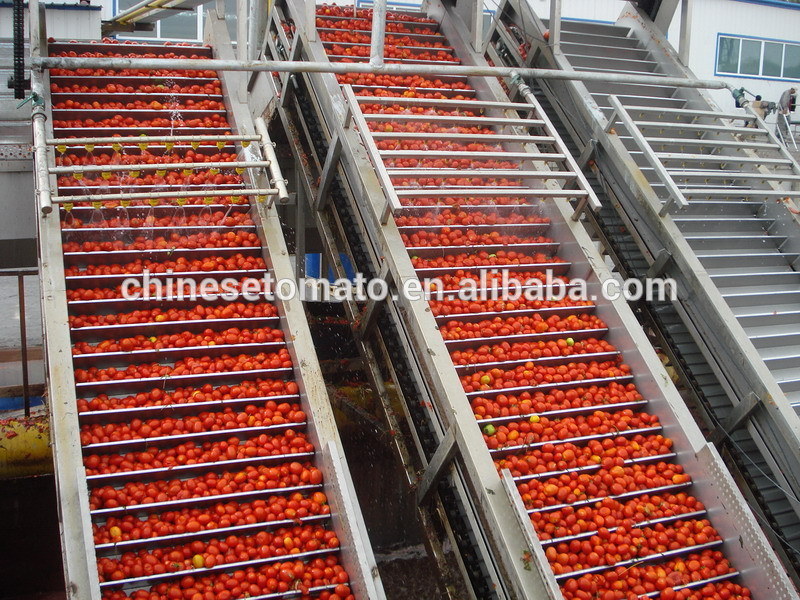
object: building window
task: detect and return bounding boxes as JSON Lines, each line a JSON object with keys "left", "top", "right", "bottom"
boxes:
{"left": 717, "top": 34, "right": 800, "bottom": 80}
{"left": 116, "top": 0, "right": 204, "bottom": 41}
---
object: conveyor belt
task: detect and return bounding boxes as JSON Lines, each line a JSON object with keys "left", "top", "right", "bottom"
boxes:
{"left": 270, "top": 1, "right": 799, "bottom": 598}
{"left": 34, "top": 38, "right": 382, "bottom": 600}
{"left": 486, "top": 0, "right": 800, "bottom": 579}
{"left": 537, "top": 76, "right": 800, "bottom": 578}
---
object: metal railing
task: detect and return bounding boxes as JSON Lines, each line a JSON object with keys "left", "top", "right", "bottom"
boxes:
{"left": 0, "top": 268, "right": 38, "bottom": 417}
{"left": 777, "top": 113, "right": 798, "bottom": 151}
{"left": 605, "top": 95, "right": 688, "bottom": 216}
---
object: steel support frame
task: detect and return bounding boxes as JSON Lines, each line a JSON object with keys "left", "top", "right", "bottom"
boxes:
{"left": 593, "top": 143, "right": 800, "bottom": 528}
{"left": 678, "top": 0, "right": 692, "bottom": 65}
{"left": 277, "top": 1, "right": 549, "bottom": 597}
{"left": 29, "top": 2, "right": 101, "bottom": 593}
{"left": 265, "top": 20, "right": 470, "bottom": 598}
{"left": 445, "top": 2, "right": 793, "bottom": 595}
{"left": 490, "top": 10, "right": 800, "bottom": 585}
{"left": 369, "top": 0, "right": 387, "bottom": 67}
{"left": 618, "top": 3, "right": 800, "bottom": 222}
{"left": 505, "top": 0, "right": 800, "bottom": 544}
{"left": 548, "top": 0, "right": 561, "bottom": 49}
{"left": 277, "top": 1, "right": 800, "bottom": 598}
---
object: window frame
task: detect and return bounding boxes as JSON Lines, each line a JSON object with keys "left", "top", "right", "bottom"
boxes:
{"left": 112, "top": 0, "right": 205, "bottom": 42}
{"left": 716, "top": 32, "right": 800, "bottom": 82}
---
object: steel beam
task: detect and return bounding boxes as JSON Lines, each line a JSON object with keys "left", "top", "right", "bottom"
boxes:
{"left": 33, "top": 56, "right": 732, "bottom": 91}
{"left": 369, "top": 0, "right": 387, "bottom": 67}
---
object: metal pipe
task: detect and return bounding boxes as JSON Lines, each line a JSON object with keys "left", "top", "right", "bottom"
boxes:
{"left": 32, "top": 108, "right": 54, "bottom": 215}
{"left": 33, "top": 56, "right": 732, "bottom": 91}
{"left": 255, "top": 117, "right": 290, "bottom": 203}
{"left": 18, "top": 274, "right": 29, "bottom": 418}
{"left": 236, "top": 0, "right": 247, "bottom": 101}
{"left": 28, "top": 0, "right": 41, "bottom": 60}
{"left": 548, "top": 0, "right": 561, "bottom": 49}
{"left": 47, "top": 134, "right": 259, "bottom": 146}
{"left": 369, "top": 0, "right": 387, "bottom": 68}
{"left": 247, "top": 0, "right": 258, "bottom": 61}
{"left": 54, "top": 187, "right": 278, "bottom": 203}
{"left": 679, "top": 0, "right": 692, "bottom": 65}
{"left": 112, "top": 0, "right": 174, "bottom": 24}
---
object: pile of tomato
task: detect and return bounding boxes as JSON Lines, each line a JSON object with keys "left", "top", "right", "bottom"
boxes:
{"left": 64, "top": 231, "right": 260, "bottom": 253}
{"left": 53, "top": 114, "right": 230, "bottom": 131}
{"left": 77, "top": 379, "right": 299, "bottom": 413}
{"left": 50, "top": 37, "right": 355, "bottom": 600}
{"left": 51, "top": 81, "right": 222, "bottom": 96}
{"left": 411, "top": 250, "right": 559, "bottom": 270}
{"left": 68, "top": 302, "right": 277, "bottom": 329}
{"left": 90, "top": 461, "right": 323, "bottom": 511}
{"left": 65, "top": 254, "right": 264, "bottom": 277}
{"left": 318, "top": 6, "right": 753, "bottom": 599}
{"left": 57, "top": 150, "right": 239, "bottom": 168}
{"left": 66, "top": 277, "right": 269, "bottom": 302}
{"left": 63, "top": 209, "right": 252, "bottom": 230}
{"left": 72, "top": 326, "right": 284, "bottom": 355}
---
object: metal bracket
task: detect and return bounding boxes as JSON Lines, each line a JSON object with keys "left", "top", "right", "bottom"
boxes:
{"left": 278, "top": 39, "right": 303, "bottom": 110}
{"left": 314, "top": 132, "right": 343, "bottom": 212}
{"left": 604, "top": 109, "right": 619, "bottom": 134}
{"left": 711, "top": 392, "right": 761, "bottom": 444}
{"left": 357, "top": 262, "right": 393, "bottom": 339}
{"left": 416, "top": 425, "right": 459, "bottom": 506}
{"left": 576, "top": 139, "right": 597, "bottom": 170}
{"left": 646, "top": 248, "right": 672, "bottom": 279}
{"left": 380, "top": 198, "right": 393, "bottom": 225}
{"left": 101, "top": 21, "right": 155, "bottom": 35}
{"left": 341, "top": 102, "right": 353, "bottom": 130}
{"left": 569, "top": 141, "right": 598, "bottom": 221}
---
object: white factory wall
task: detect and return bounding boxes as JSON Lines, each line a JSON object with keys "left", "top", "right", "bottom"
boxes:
{"left": 517, "top": 0, "right": 625, "bottom": 23}
{"left": 0, "top": 3, "right": 102, "bottom": 39}
{"left": 675, "top": 0, "right": 800, "bottom": 117}
{"left": 533, "top": 0, "right": 800, "bottom": 124}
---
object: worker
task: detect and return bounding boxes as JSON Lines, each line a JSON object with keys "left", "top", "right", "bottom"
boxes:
{"left": 776, "top": 87, "right": 796, "bottom": 141}
{"left": 748, "top": 95, "right": 769, "bottom": 127}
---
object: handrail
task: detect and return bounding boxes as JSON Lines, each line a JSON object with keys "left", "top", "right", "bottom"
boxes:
{"left": 780, "top": 113, "right": 798, "bottom": 151}
{"left": 741, "top": 101, "right": 800, "bottom": 181}
{"left": 513, "top": 75, "right": 602, "bottom": 214}
{"left": 342, "top": 85, "right": 402, "bottom": 219}
{"left": 52, "top": 187, "right": 278, "bottom": 204}
{"left": 605, "top": 95, "right": 688, "bottom": 216}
